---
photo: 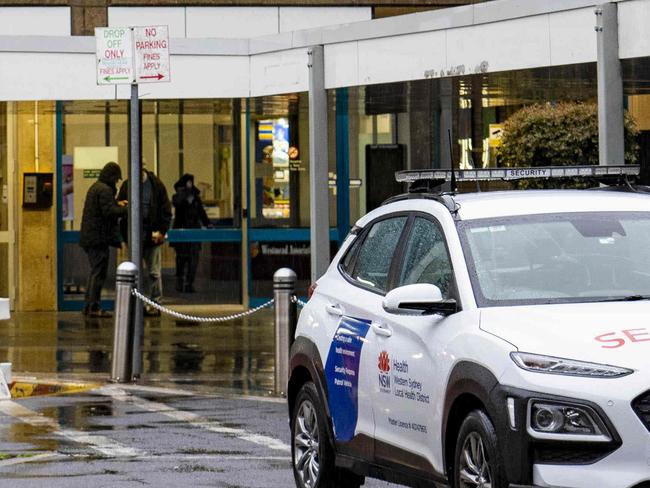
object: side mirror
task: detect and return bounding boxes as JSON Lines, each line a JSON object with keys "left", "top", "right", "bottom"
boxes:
{"left": 382, "top": 283, "right": 457, "bottom": 316}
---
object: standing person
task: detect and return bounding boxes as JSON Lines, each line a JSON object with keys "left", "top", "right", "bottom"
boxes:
{"left": 171, "top": 174, "right": 212, "bottom": 293}
{"left": 118, "top": 168, "right": 172, "bottom": 316}
{"left": 79, "top": 162, "right": 127, "bottom": 318}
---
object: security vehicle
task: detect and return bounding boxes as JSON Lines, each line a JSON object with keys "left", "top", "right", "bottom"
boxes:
{"left": 288, "top": 165, "right": 650, "bottom": 488}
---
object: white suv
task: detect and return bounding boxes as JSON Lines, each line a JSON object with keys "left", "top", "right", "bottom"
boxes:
{"left": 288, "top": 180, "right": 650, "bottom": 488}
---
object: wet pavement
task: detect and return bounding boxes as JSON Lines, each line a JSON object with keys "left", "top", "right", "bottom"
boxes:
{"left": 0, "top": 310, "right": 277, "bottom": 395}
{"left": 0, "top": 311, "right": 402, "bottom": 487}
{"left": 0, "top": 385, "right": 398, "bottom": 487}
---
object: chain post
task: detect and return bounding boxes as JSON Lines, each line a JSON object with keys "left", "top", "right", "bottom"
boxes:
{"left": 274, "top": 268, "right": 297, "bottom": 397}
{"left": 111, "top": 261, "right": 138, "bottom": 383}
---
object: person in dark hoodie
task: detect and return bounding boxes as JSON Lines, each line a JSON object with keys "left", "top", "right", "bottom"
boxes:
{"left": 118, "top": 168, "right": 172, "bottom": 316}
{"left": 79, "top": 162, "right": 128, "bottom": 318}
{"left": 171, "top": 174, "right": 212, "bottom": 293}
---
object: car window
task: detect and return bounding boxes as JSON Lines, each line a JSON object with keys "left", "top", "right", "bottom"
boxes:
{"left": 350, "top": 216, "right": 407, "bottom": 292}
{"left": 340, "top": 236, "right": 362, "bottom": 275}
{"left": 398, "top": 217, "right": 453, "bottom": 298}
{"left": 460, "top": 212, "right": 650, "bottom": 306}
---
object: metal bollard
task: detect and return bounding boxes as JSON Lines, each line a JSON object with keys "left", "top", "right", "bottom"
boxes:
{"left": 111, "top": 261, "right": 138, "bottom": 383}
{"left": 274, "top": 268, "right": 297, "bottom": 396}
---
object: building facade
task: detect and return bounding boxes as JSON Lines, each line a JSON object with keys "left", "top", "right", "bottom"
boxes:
{"left": 1, "top": 0, "right": 648, "bottom": 311}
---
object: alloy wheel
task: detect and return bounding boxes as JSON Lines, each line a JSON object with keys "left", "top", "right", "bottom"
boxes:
{"left": 294, "top": 399, "right": 320, "bottom": 488}
{"left": 458, "top": 432, "right": 492, "bottom": 488}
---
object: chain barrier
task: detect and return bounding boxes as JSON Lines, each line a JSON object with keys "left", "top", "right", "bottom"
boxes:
{"left": 131, "top": 288, "right": 274, "bottom": 323}
{"left": 292, "top": 295, "right": 308, "bottom": 308}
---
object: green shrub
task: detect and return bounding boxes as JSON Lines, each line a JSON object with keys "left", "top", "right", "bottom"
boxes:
{"left": 498, "top": 102, "right": 638, "bottom": 188}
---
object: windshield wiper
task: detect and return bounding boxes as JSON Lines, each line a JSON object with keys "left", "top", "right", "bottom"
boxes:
{"left": 594, "top": 295, "right": 650, "bottom": 302}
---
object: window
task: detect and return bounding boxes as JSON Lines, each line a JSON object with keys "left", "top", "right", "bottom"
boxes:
{"left": 349, "top": 216, "right": 407, "bottom": 292}
{"left": 460, "top": 212, "right": 650, "bottom": 306}
{"left": 398, "top": 217, "right": 453, "bottom": 298}
{"left": 340, "top": 237, "right": 361, "bottom": 275}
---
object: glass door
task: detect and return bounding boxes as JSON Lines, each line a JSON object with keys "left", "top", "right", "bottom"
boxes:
{"left": 246, "top": 93, "right": 340, "bottom": 304}
{"left": 160, "top": 99, "right": 243, "bottom": 305}
{"left": 57, "top": 98, "right": 244, "bottom": 310}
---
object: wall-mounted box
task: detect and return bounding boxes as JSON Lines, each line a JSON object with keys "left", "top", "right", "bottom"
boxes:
{"left": 23, "top": 172, "right": 53, "bottom": 209}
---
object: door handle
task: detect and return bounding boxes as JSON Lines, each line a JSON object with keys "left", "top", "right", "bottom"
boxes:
{"left": 371, "top": 322, "right": 392, "bottom": 337}
{"left": 326, "top": 304, "right": 344, "bottom": 316}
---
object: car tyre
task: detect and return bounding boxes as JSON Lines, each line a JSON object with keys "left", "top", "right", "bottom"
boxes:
{"left": 454, "top": 410, "right": 508, "bottom": 488}
{"left": 291, "top": 382, "right": 363, "bottom": 488}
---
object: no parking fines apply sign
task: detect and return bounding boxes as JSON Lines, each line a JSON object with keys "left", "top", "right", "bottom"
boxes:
{"left": 133, "top": 25, "right": 170, "bottom": 83}
{"left": 95, "top": 25, "right": 170, "bottom": 85}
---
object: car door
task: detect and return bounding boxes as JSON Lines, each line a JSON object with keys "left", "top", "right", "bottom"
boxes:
{"left": 370, "top": 214, "right": 457, "bottom": 475}
{"left": 319, "top": 214, "right": 409, "bottom": 461}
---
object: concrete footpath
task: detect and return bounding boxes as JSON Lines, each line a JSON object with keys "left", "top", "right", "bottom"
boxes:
{"left": 0, "top": 309, "right": 277, "bottom": 396}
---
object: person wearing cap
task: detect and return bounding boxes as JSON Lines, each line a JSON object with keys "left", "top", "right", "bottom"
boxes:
{"left": 79, "top": 162, "right": 128, "bottom": 318}
{"left": 171, "top": 174, "right": 212, "bottom": 293}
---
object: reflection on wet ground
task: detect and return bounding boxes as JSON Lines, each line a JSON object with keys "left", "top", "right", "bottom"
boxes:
{"left": 0, "top": 387, "right": 292, "bottom": 487}
{"left": 0, "top": 310, "right": 276, "bottom": 395}
{"left": 0, "top": 311, "right": 403, "bottom": 487}
{"left": 0, "top": 386, "right": 399, "bottom": 487}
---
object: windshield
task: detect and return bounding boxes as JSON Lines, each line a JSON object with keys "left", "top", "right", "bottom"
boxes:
{"left": 458, "top": 212, "right": 650, "bottom": 307}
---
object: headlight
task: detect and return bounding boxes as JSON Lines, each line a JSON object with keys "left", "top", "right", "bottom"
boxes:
{"left": 511, "top": 352, "right": 633, "bottom": 378}
{"left": 527, "top": 400, "right": 612, "bottom": 442}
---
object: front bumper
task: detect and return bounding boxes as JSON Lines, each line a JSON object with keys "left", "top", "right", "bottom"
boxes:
{"left": 533, "top": 447, "right": 650, "bottom": 488}
{"left": 491, "top": 381, "right": 650, "bottom": 488}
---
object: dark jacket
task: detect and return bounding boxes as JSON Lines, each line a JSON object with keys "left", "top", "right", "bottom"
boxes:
{"left": 117, "top": 170, "right": 172, "bottom": 248}
{"left": 172, "top": 174, "right": 211, "bottom": 231}
{"left": 79, "top": 162, "right": 127, "bottom": 250}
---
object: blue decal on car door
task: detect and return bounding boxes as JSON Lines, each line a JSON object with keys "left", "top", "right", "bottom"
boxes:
{"left": 324, "top": 317, "right": 371, "bottom": 442}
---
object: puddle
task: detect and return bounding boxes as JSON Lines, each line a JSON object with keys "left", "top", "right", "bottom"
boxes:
{"left": 169, "top": 463, "right": 224, "bottom": 473}
{"left": 0, "top": 453, "right": 42, "bottom": 462}
{"left": 0, "top": 469, "right": 121, "bottom": 480}
{"left": 175, "top": 448, "right": 250, "bottom": 456}
{"left": 7, "top": 422, "right": 59, "bottom": 452}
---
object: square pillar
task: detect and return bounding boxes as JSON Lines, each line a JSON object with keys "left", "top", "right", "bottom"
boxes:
{"left": 596, "top": 3, "right": 625, "bottom": 166}
{"left": 308, "top": 46, "right": 330, "bottom": 282}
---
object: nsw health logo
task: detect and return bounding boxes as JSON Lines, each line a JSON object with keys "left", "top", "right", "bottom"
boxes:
{"left": 378, "top": 351, "right": 391, "bottom": 393}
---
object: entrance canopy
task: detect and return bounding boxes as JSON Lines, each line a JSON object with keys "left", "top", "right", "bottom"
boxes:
{"left": 1, "top": 0, "right": 648, "bottom": 101}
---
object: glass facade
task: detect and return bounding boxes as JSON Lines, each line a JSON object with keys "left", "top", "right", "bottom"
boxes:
{"left": 60, "top": 99, "right": 241, "bottom": 307}
{"left": 3, "top": 56, "right": 650, "bottom": 310}
{"left": 56, "top": 93, "right": 337, "bottom": 308}
{"left": 337, "top": 63, "right": 603, "bottom": 220}
{"left": 248, "top": 94, "right": 337, "bottom": 228}
{"left": 624, "top": 57, "right": 650, "bottom": 177}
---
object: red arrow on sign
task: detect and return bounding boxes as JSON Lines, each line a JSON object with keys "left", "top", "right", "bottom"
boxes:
{"left": 140, "top": 73, "right": 164, "bottom": 80}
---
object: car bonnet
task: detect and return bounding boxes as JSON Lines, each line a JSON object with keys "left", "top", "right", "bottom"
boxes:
{"left": 479, "top": 301, "right": 650, "bottom": 371}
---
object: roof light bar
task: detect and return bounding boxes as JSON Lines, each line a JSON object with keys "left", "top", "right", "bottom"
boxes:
{"left": 396, "top": 165, "right": 640, "bottom": 183}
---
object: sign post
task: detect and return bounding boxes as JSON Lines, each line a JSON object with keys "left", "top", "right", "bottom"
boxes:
{"left": 128, "top": 82, "right": 143, "bottom": 380}
{"left": 95, "top": 25, "right": 170, "bottom": 381}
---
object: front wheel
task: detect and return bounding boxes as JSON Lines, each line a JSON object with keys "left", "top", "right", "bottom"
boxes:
{"left": 454, "top": 410, "right": 508, "bottom": 488}
{"left": 291, "top": 382, "right": 363, "bottom": 488}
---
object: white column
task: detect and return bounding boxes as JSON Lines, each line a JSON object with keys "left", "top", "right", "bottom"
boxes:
{"left": 308, "top": 45, "right": 330, "bottom": 282}
{"left": 596, "top": 3, "right": 625, "bottom": 166}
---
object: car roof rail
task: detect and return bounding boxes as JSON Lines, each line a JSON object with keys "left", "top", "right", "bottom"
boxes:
{"left": 382, "top": 192, "right": 459, "bottom": 214}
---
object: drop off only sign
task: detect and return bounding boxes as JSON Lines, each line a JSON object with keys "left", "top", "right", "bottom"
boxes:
{"left": 95, "top": 26, "right": 170, "bottom": 85}
{"left": 96, "top": 27, "right": 134, "bottom": 84}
